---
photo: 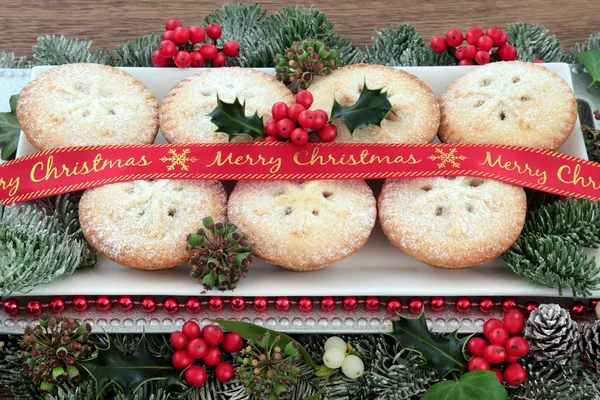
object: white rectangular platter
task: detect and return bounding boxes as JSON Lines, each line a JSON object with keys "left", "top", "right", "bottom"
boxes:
{"left": 15, "top": 63, "right": 598, "bottom": 298}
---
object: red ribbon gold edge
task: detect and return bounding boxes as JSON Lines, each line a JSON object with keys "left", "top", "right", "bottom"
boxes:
{"left": 1, "top": 142, "right": 599, "bottom": 205}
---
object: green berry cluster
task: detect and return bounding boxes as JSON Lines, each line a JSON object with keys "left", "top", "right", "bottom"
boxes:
{"left": 275, "top": 39, "right": 339, "bottom": 93}
{"left": 19, "top": 317, "right": 94, "bottom": 392}
{"left": 236, "top": 332, "right": 301, "bottom": 400}
{"left": 187, "top": 216, "right": 252, "bottom": 291}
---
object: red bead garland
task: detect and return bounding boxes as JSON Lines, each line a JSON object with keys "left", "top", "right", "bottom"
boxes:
{"left": 524, "top": 301, "right": 539, "bottom": 315}
{"left": 479, "top": 297, "right": 495, "bottom": 313}
{"left": 365, "top": 296, "right": 380, "bottom": 311}
{"left": 320, "top": 296, "right": 335, "bottom": 312}
{"left": 343, "top": 296, "right": 358, "bottom": 311}
{"left": 208, "top": 296, "right": 223, "bottom": 311}
{"left": 185, "top": 297, "right": 201, "bottom": 313}
{"left": 72, "top": 295, "right": 88, "bottom": 312}
{"left": 502, "top": 297, "right": 517, "bottom": 312}
{"left": 298, "top": 297, "right": 313, "bottom": 312}
{"left": 118, "top": 295, "right": 134, "bottom": 311}
{"left": 230, "top": 296, "right": 246, "bottom": 311}
{"left": 570, "top": 300, "right": 587, "bottom": 320}
{"left": 253, "top": 297, "right": 268, "bottom": 312}
{"left": 430, "top": 296, "right": 446, "bottom": 312}
{"left": 386, "top": 298, "right": 402, "bottom": 314}
{"left": 408, "top": 297, "right": 424, "bottom": 314}
{"left": 2, "top": 298, "right": 19, "bottom": 316}
{"left": 140, "top": 296, "right": 156, "bottom": 313}
{"left": 163, "top": 297, "right": 179, "bottom": 314}
{"left": 95, "top": 295, "right": 111, "bottom": 311}
{"left": 456, "top": 297, "right": 472, "bottom": 313}
{"left": 275, "top": 296, "right": 290, "bottom": 311}
{"left": 26, "top": 300, "right": 42, "bottom": 317}
{"left": 49, "top": 296, "right": 66, "bottom": 313}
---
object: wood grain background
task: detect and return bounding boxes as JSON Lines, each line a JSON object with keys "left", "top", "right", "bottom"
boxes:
{"left": 0, "top": 0, "right": 597, "bottom": 56}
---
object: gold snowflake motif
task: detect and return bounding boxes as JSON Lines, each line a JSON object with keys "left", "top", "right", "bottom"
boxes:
{"left": 429, "top": 148, "right": 467, "bottom": 168}
{"left": 160, "top": 149, "right": 198, "bottom": 171}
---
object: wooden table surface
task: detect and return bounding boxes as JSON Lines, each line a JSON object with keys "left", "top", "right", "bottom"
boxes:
{"left": 0, "top": 0, "right": 597, "bottom": 57}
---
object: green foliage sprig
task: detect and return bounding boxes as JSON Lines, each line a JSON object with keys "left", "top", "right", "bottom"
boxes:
{"left": 0, "top": 50, "right": 30, "bottom": 68}
{"left": 31, "top": 35, "right": 109, "bottom": 65}
{"left": 507, "top": 22, "right": 568, "bottom": 62}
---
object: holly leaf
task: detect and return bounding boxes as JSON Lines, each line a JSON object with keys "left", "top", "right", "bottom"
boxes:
{"left": 79, "top": 335, "right": 181, "bottom": 398}
{"left": 577, "top": 50, "right": 600, "bottom": 91}
{"left": 330, "top": 82, "right": 393, "bottom": 133}
{"left": 0, "top": 94, "right": 21, "bottom": 160}
{"left": 209, "top": 95, "right": 265, "bottom": 141}
{"left": 422, "top": 371, "right": 508, "bottom": 400}
{"left": 387, "top": 311, "right": 469, "bottom": 378}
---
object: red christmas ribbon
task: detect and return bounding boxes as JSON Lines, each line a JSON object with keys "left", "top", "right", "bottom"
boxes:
{"left": 0, "top": 142, "right": 599, "bottom": 205}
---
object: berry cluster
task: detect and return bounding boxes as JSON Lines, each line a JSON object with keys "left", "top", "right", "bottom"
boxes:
{"left": 170, "top": 321, "right": 243, "bottom": 387}
{"left": 322, "top": 336, "right": 365, "bottom": 379}
{"left": 430, "top": 27, "right": 517, "bottom": 65}
{"left": 466, "top": 309, "right": 529, "bottom": 386}
{"left": 264, "top": 91, "right": 337, "bottom": 145}
{"left": 153, "top": 19, "right": 240, "bottom": 68}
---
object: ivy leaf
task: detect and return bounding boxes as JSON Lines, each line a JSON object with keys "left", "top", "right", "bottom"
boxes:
{"left": 0, "top": 94, "right": 21, "bottom": 160}
{"left": 422, "top": 371, "right": 508, "bottom": 400}
{"left": 209, "top": 96, "right": 265, "bottom": 141}
{"left": 577, "top": 50, "right": 600, "bottom": 90}
{"left": 387, "top": 311, "right": 469, "bottom": 378}
{"left": 79, "top": 335, "right": 181, "bottom": 398}
{"left": 330, "top": 82, "right": 393, "bottom": 133}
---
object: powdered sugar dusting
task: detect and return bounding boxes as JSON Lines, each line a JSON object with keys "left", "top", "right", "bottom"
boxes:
{"left": 379, "top": 177, "right": 526, "bottom": 268}
{"left": 79, "top": 179, "right": 227, "bottom": 270}
{"left": 228, "top": 180, "right": 376, "bottom": 271}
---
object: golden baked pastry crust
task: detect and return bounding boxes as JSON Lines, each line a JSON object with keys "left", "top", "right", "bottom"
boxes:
{"left": 227, "top": 180, "right": 377, "bottom": 271}
{"left": 307, "top": 64, "right": 440, "bottom": 143}
{"left": 79, "top": 179, "right": 227, "bottom": 270}
{"left": 159, "top": 67, "right": 295, "bottom": 143}
{"left": 378, "top": 177, "right": 526, "bottom": 268}
{"left": 439, "top": 61, "right": 577, "bottom": 150}
{"left": 17, "top": 63, "right": 159, "bottom": 150}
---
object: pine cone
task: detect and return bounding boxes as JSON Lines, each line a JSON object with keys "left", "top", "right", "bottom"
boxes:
{"left": 524, "top": 304, "right": 580, "bottom": 364}
{"left": 579, "top": 321, "right": 600, "bottom": 374}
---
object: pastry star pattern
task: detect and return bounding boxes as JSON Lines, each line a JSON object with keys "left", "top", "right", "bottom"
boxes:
{"left": 160, "top": 148, "right": 198, "bottom": 171}
{"left": 429, "top": 148, "right": 467, "bottom": 168}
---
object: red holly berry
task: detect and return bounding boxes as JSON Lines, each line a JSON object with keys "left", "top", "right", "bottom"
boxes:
{"left": 221, "top": 332, "right": 244, "bottom": 353}
{"left": 206, "top": 23, "right": 223, "bottom": 40}
{"left": 455, "top": 46, "right": 467, "bottom": 60}
{"left": 505, "top": 354, "right": 520, "bottom": 363}
{"left": 465, "top": 27, "right": 484, "bottom": 45}
{"left": 202, "top": 325, "right": 224, "bottom": 347}
{"left": 265, "top": 120, "right": 278, "bottom": 136}
{"left": 430, "top": 35, "right": 448, "bottom": 53}
{"left": 505, "top": 336, "right": 530, "bottom": 357}
{"left": 172, "top": 349, "right": 194, "bottom": 370}
{"left": 497, "top": 44, "right": 517, "bottom": 61}
{"left": 295, "top": 90, "right": 314, "bottom": 109}
{"left": 533, "top": 59, "right": 545, "bottom": 63}
{"left": 312, "top": 109, "right": 328, "bottom": 130}
{"left": 503, "top": 309, "right": 525, "bottom": 334}
{"left": 174, "top": 50, "right": 192, "bottom": 68}
{"left": 475, "top": 50, "right": 491, "bottom": 65}
{"left": 483, "top": 319, "right": 503, "bottom": 339}
{"left": 163, "top": 31, "right": 176, "bottom": 42}
{"left": 185, "top": 365, "right": 207, "bottom": 387}
{"left": 497, "top": 31, "right": 508, "bottom": 47}
{"left": 203, "top": 347, "right": 222, "bottom": 367}
{"left": 485, "top": 27, "right": 504, "bottom": 46}
{"left": 189, "top": 26, "right": 206, "bottom": 44}
{"left": 446, "top": 29, "right": 464, "bottom": 47}
{"left": 190, "top": 52, "right": 205, "bottom": 68}
{"left": 263, "top": 135, "right": 279, "bottom": 142}
{"left": 459, "top": 59, "right": 475, "bottom": 66}
{"left": 211, "top": 53, "right": 227, "bottom": 68}
{"left": 223, "top": 41, "right": 240, "bottom": 57}
{"left": 297, "top": 110, "right": 315, "bottom": 129}
{"left": 215, "top": 361, "right": 235, "bottom": 383}
{"left": 467, "top": 337, "right": 488, "bottom": 357}
{"left": 291, "top": 128, "right": 309, "bottom": 146}
{"left": 271, "top": 102, "right": 289, "bottom": 121}
{"left": 468, "top": 357, "right": 490, "bottom": 371}
{"left": 152, "top": 50, "right": 172, "bottom": 67}
{"left": 483, "top": 344, "right": 507, "bottom": 364}
{"left": 182, "top": 321, "right": 201, "bottom": 340}
{"left": 464, "top": 45, "right": 477, "bottom": 59}
{"left": 288, "top": 104, "right": 306, "bottom": 122}
{"left": 173, "top": 27, "right": 191, "bottom": 44}
{"left": 199, "top": 43, "right": 218, "bottom": 60}
{"left": 491, "top": 367, "right": 503, "bottom": 384}
{"left": 170, "top": 331, "right": 188, "bottom": 350}
{"left": 187, "top": 337, "right": 209, "bottom": 359}
{"left": 504, "top": 363, "right": 526, "bottom": 386}
{"left": 165, "top": 19, "right": 182, "bottom": 31}
{"left": 276, "top": 119, "right": 295, "bottom": 138}
{"left": 488, "top": 327, "right": 509, "bottom": 345}
{"left": 317, "top": 124, "right": 337, "bottom": 142}
{"left": 158, "top": 40, "right": 178, "bottom": 58}
{"left": 477, "top": 36, "right": 494, "bottom": 52}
